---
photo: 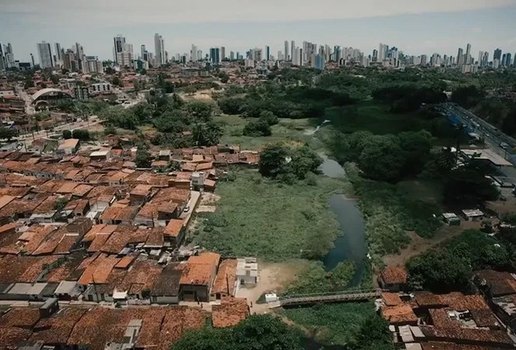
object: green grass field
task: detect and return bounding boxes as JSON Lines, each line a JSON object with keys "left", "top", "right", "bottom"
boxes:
{"left": 192, "top": 169, "right": 352, "bottom": 261}
{"left": 215, "top": 115, "right": 317, "bottom": 150}
{"left": 282, "top": 302, "right": 377, "bottom": 346}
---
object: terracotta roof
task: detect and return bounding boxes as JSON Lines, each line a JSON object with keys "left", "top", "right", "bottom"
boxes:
{"left": 0, "top": 326, "right": 32, "bottom": 348}
{"left": 380, "top": 265, "right": 408, "bottom": 285}
{"left": 0, "top": 307, "right": 41, "bottom": 328}
{"left": 212, "top": 259, "right": 237, "bottom": 296}
{"left": 30, "top": 307, "right": 88, "bottom": 345}
{"left": 382, "top": 292, "right": 403, "bottom": 306}
{"left": 164, "top": 219, "right": 184, "bottom": 238}
{"left": 212, "top": 297, "right": 250, "bottom": 328}
{"left": 114, "top": 254, "right": 138, "bottom": 269}
{"left": 475, "top": 270, "right": 516, "bottom": 297}
{"left": 382, "top": 304, "right": 418, "bottom": 325}
{"left": 180, "top": 252, "right": 221, "bottom": 286}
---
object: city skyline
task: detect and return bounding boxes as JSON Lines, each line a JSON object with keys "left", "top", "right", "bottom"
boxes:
{"left": 1, "top": 1, "right": 516, "bottom": 62}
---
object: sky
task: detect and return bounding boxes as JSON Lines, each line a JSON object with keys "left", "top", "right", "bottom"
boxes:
{"left": 1, "top": 0, "right": 516, "bottom": 62}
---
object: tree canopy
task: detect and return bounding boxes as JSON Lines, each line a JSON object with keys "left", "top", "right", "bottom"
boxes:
{"left": 173, "top": 315, "right": 304, "bottom": 350}
{"left": 258, "top": 144, "right": 322, "bottom": 183}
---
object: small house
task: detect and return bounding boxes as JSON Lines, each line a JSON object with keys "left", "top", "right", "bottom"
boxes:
{"left": 236, "top": 257, "right": 258, "bottom": 287}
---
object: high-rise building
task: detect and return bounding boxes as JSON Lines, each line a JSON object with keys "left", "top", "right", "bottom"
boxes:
{"left": 190, "top": 44, "right": 198, "bottom": 62}
{"left": 493, "top": 48, "right": 502, "bottom": 69}
{"left": 221, "top": 47, "right": 226, "bottom": 61}
{"left": 372, "top": 49, "right": 378, "bottom": 62}
{"left": 0, "top": 44, "right": 5, "bottom": 71}
{"left": 465, "top": 43, "right": 471, "bottom": 65}
{"left": 37, "top": 41, "right": 53, "bottom": 69}
{"left": 378, "top": 43, "right": 389, "bottom": 61}
{"left": 113, "top": 35, "right": 126, "bottom": 64}
{"left": 54, "top": 43, "right": 63, "bottom": 68}
{"left": 230, "top": 51, "right": 235, "bottom": 61}
{"left": 154, "top": 33, "right": 165, "bottom": 66}
{"left": 210, "top": 48, "right": 220, "bottom": 64}
{"left": 265, "top": 46, "right": 270, "bottom": 61}
{"left": 250, "top": 48, "right": 263, "bottom": 62}
{"left": 457, "top": 48, "right": 464, "bottom": 66}
{"left": 291, "top": 41, "right": 295, "bottom": 62}
{"left": 284, "top": 41, "right": 289, "bottom": 61}
{"left": 493, "top": 48, "right": 502, "bottom": 61}
{"left": 505, "top": 53, "right": 512, "bottom": 67}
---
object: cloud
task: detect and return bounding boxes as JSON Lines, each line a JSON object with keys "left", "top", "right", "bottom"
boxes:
{"left": 1, "top": 0, "right": 514, "bottom": 25}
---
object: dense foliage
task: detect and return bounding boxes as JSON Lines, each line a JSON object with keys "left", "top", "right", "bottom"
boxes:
{"left": 407, "top": 229, "right": 512, "bottom": 292}
{"left": 258, "top": 144, "right": 322, "bottom": 183}
{"left": 372, "top": 85, "right": 447, "bottom": 113}
{"left": 283, "top": 303, "right": 394, "bottom": 349}
{"left": 333, "top": 130, "right": 432, "bottom": 182}
{"left": 102, "top": 95, "right": 222, "bottom": 147}
{"left": 173, "top": 315, "right": 304, "bottom": 350}
{"left": 285, "top": 261, "right": 355, "bottom": 295}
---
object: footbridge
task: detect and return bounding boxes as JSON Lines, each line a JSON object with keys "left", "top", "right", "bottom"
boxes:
{"left": 276, "top": 288, "right": 382, "bottom": 307}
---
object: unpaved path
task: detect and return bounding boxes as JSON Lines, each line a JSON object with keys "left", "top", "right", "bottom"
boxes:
{"left": 236, "top": 260, "right": 309, "bottom": 314}
{"left": 382, "top": 221, "right": 482, "bottom": 266}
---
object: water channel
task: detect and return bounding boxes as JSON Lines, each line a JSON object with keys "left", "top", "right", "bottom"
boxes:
{"left": 318, "top": 155, "right": 368, "bottom": 287}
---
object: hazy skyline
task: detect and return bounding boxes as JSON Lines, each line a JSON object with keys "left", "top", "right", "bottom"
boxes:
{"left": 1, "top": 0, "right": 516, "bottom": 62}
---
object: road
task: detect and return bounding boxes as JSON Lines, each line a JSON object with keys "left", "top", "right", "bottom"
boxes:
{"left": 15, "top": 83, "right": 35, "bottom": 115}
{"left": 438, "top": 103, "right": 516, "bottom": 164}
{"left": 438, "top": 102, "right": 516, "bottom": 183}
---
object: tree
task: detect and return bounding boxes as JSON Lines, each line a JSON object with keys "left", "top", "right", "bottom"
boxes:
{"left": 451, "top": 85, "right": 485, "bottom": 109}
{"left": 72, "top": 129, "right": 90, "bottom": 141}
{"left": 443, "top": 161, "right": 499, "bottom": 206}
{"left": 358, "top": 135, "right": 406, "bottom": 182}
{"left": 352, "top": 314, "right": 395, "bottom": 350}
{"left": 407, "top": 249, "right": 472, "bottom": 292}
{"left": 0, "top": 127, "right": 18, "bottom": 141}
{"left": 172, "top": 315, "right": 303, "bottom": 350}
{"left": 259, "top": 110, "right": 279, "bottom": 125}
{"left": 62, "top": 130, "right": 72, "bottom": 139}
{"left": 112, "top": 76, "right": 123, "bottom": 87}
{"left": 218, "top": 98, "right": 245, "bottom": 115}
{"left": 232, "top": 315, "right": 303, "bottom": 350}
{"left": 243, "top": 119, "right": 272, "bottom": 137}
{"left": 186, "top": 101, "right": 214, "bottom": 122}
{"left": 192, "top": 121, "right": 222, "bottom": 146}
{"left": 135, "top": 147, "right": 152, "bottom": 168}
{"left": 54, "top": 197, "right": 68, "bottom": 211}
{"left": 398, "top": 131, "right": 432, "bottom": 175}
{"left": 290, "top": 145, "right": 322, "bottom": 180}
{"left": 258, "top": 144, "right": 290, "bottom": 178}
{"left": 50, "top": 74, "right": 59, "bottom": 85}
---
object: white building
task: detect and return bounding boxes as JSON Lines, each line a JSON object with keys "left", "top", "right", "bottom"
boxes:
{"left": 154, "top": 33, "right": 165, "bottom": 66}
{"left": 236, "top": 257, "right": 258, "bottom": 286}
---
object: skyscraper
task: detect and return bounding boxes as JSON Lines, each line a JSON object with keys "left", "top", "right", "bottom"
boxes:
{"left": 190, "top": 44, "right": 198, "bottom": 62}
{"left": 54, "top": 43, "right": 63, "bottom": 67}
{"left": 457, "top": 48, "right": 464, "bottom": 66}
{"left": 154, "top": 33, "right": 165, "bottom": 67}
{"left": 265, "top": 46, "right": 270, "bottom": 61}
{"left": 493, "top": 48, "right": 502, "bottom": 69}
{"left": 221, "top": 47, "right": 226, "bottom": 61}
{"left": 37, "top": 41, "right": 53, "bottom": 69}
{"left": 284, "top": 41, "right": 289, "bottom": 61}
{"left": 291, "top": 41, "right": 295, "bottom": 62}
{"left": 0, "top": 44, "right": 4, "bottom": 71}
{"left": 493, "top": 48, "right": 502, "bottom": 61}
{"left": 465, "top": 43, "right": 471, "bottom": 65}
{"left": 113, "top": 35, "right": 126, "bottom": 64}
{"left": 210, "top": 48, "right": 220, "bottom": 64}
{"left": 378, "top": 43, "right": 389, "bottom": 62}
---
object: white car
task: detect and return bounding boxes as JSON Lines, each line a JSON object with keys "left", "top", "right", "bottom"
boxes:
{"left": 183, "top": 206, "right": 190, "bottom": 213}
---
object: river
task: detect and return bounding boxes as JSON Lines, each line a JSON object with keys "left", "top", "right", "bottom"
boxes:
{"left": 318, "top": 155, "right": 367, "bottom": 287}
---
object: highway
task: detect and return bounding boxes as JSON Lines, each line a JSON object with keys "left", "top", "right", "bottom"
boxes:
{"left": 438, "top": 102, "right": 516, "bottom": 166}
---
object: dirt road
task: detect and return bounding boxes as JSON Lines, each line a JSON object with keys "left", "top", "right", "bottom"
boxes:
{"left": 382, "top": 221, "right": 482, "bottom": 266}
